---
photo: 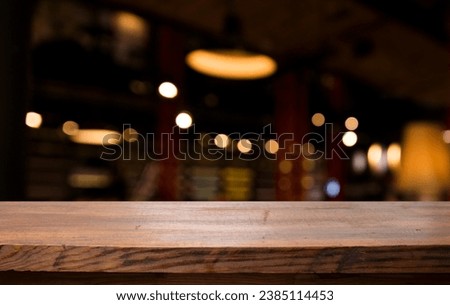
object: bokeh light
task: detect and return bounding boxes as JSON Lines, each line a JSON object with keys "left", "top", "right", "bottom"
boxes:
{"left": 237, "top": 139, "right": 252, "bottom": 153}
{"left": 387, "top": 143, "right": 401, "bottom": 171}
{"left": 175, "top": 112, "right": 193, "bottom": 129}
{"left": 342, "top": 131, "right": 358, "bottom": 147}
{"left": 214, "top": 134, "right": 230, "bottom": 148}
{"left": 158, "top": 82, "right": 178, "bottom": 98}
{"left": 324, "top": 178, "right": 341, "bottom": 198}
{"left": 25, "top": 112, "right": 43, "bottom": 129}
{"left": 311, "top": 113, "right": 325, "bottom": 127}
{"left": 278, "top": 160, "right": 293, "bottom": 174}
{"left": 368, "top": 143, "right": 388, "bottom": 175}
{"left": 123, "top": 127, "right": 139, "bottom": 142}
{"left": 345, "top": 117, "right": 359, "bottom": 130}
{"left": 264, "top": 139, "right": 279, "bottom": 154}
{"left": 62, "top": 121, "right": 79, "bottom": 136}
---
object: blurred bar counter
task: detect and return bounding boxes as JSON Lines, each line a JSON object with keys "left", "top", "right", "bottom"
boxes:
{"left": 0, "top": 201, "right": 449, "bottom": 284}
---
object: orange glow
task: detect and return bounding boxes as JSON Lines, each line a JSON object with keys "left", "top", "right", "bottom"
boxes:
{"left": 123, "top": 128, "right": 139, "bottom": 142}
{"left": 186, "top": 49, "right": 277, "bottom": 80}
{"left": 311, "top": 113, "right": 325, "bottom": 127}
{"left": 115, "top": 12, "right": 147, "bottom": 36}
{"left": 264, "top": 139, "right": 279, "bottom": 154}
{"left": 387, "top": 143, "right": 401, "bottom": 171}
{"left": 302, "top": 143, "right": 316, "bottom": 157}
{"left": 71, "top": 129, "right": 121, "bottom": 146}
{"left": 62, "top": 121, "right": 79, "bottom": 136}
{"left": 397, "top": 122, "right": 450, "bottom": 198}
{"left": 345, "top": 117, "right": 359, "bottom": 130}
{"left": 237, "top": 139, "right": 252, "bottom": 153}
{"left": 68, "top": 172, "right": 112, "bottom": 189}
{"left": 368, "top": 143, "right": 387, "bottom": 175}
{"left": 214, "top": 134, "right": 229, "bottom": 148}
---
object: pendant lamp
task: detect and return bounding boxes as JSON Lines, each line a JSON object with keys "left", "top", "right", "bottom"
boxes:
{"left": 185, "top": 9, "right": 277, "bottom": 80}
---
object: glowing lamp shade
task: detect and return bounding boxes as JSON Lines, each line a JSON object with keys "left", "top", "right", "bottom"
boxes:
{"left": 396, "top": 122, "right": 450, "bottom": 200}
{"left": 186, "top": 49, "right": 277, "bottom": 80}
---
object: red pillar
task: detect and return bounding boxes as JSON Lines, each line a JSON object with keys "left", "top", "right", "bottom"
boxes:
{"left": 274, "top": 73, "right": 309, "bottom": 201}
{"left": 155, "top": 25, "right": 184, "bottom": 200}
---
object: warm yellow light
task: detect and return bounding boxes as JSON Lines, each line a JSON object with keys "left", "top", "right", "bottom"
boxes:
{"left": 237, "top": 139, "right": 252, "bottom": 154}
{"left": 113, "top": 12, "right": 148, "bottom": 67}
{"left": 368, "top": 143, "right": 383, "bottom": 168}
{"left": 62, "top": 121, "right": 79, "bottom": 136}
{"left": 158, "top": 82, "right": 178, "bottom": 98}
{"left": 123, "top": 127, "right": 139, "bottom": 142}
{"left": 443, "top": 130, "right": 450, "bottom": 144}
{"left": 70, "top": 129, "right": 121, "bottom": 146}
{"left": 397, "top": 122, "right": 450, "bottom": 199}
{"left": 387, "top": 143, "right": 401, "bottom": 171}
{"left": 278, "top": 160, "right": 293, "bottom": 174}
{"left": 311, "top": 113, "right": 325, "bottom": 127}
{"left": 68, "top": 173, "right": 113, "bottom": 189}
{"left": 186, "top": 49, "right": 277, "bottom": 80}
{"left": 115, "top": 12, "right": 147, "bottom": 36}
{"left": 345, "top": 117, "right": 359, "bottom": 131}
{"left": 264, "top": 139, "right": 279, "bottom": 154}
{"left": 368, "top": 143, "right": 387, "bottom": 174}
{"left": 175, "top": 112, "right": 193, "bottom": 129}
{"left": 25, "top": 112, "right": 42, "bottom": 128}
{"left": 214, "top": 134, "right": 229, "bottom": 148}
{"left": 342, "top": 131, "right": 358, "bottom": 147}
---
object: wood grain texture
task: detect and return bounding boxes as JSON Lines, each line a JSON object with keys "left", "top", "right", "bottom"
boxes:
{"left": 0, "top": 201, "right": 449, "bottom": 274}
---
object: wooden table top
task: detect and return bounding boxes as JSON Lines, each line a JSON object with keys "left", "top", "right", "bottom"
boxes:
{"left": 0, "top": 201, "right": 449, "bottom": 274}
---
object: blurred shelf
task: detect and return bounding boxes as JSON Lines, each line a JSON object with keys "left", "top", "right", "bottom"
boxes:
{"left": 32, "top": 80, "right": 156, "bottom": 112}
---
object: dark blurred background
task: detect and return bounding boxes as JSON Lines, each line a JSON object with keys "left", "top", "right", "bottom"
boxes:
{"left": 1, "top": 0, "right": 449, "bottom": 201}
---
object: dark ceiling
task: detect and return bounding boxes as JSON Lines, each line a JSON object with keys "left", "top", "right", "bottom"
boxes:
{"left": 97, "top": 0, "right": 449, "bottom": 108}
{"left": 31, "top": 0, "right": 449, "bottom": 140}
